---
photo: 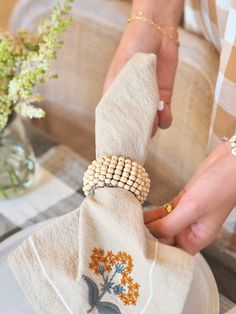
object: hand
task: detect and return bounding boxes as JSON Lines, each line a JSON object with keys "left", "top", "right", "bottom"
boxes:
{"left": 144, "top": 141, "right": 236, "bottom": 255}
{"left": 103, "top": 1, "right": 183, "bottom": 134}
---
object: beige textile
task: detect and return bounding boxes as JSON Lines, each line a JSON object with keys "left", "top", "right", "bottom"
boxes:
{"left": 185, "top": 0, "right": 236, "bottom": 148}
{"left": 8, "top": 54, "right": 194, "bottom": 314}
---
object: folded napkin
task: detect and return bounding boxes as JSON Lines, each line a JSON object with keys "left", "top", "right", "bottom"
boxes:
{"left": 8, "top": 53, "right": 194, "bottom": 314}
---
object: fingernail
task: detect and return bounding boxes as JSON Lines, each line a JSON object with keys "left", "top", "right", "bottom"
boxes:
{"left": 157, "top": 100, "right": 164, "bottom": 111}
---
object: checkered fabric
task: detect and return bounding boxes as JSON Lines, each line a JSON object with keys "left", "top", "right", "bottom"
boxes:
{"left": 0, "top": 145, "right": 88, "bottom": 243}
{"left": 0, "top": 144, "right": 235, "bottom": 313}
{"left": 184, "top": 0, "right": 236, "bottom": 148}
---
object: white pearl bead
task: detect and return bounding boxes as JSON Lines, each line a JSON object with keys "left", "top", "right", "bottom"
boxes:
{"left": 127, "top": 180, "right": 133, "bottom": 186}
{"left": 109, "top": 163, "right": 116, "bottom": 169}
{"left": 125, "top": 159, "right": 131, "bottom": 164}
{"left": 120, "top": 177, "right": 127, "bottom": 183}
{"left": 129, "top": 175, "right": 136, "bottom": 181}
{"left": 106, "top": 173, "right": 113, "bottom": 179}
{"left": 114, "top": 169, "right": 122, "bottom": 175}
{"left": 94, "top": 173, "right": 99, "bottom": 178}
{"left": 99, "top": 175, "right": 106, "bottom": 181}
{"left": 133, "top": 182, "right": 138, "bottom": 188}
{"left": 113, "top": 174, "right": 120, "bottom": 181}
{"left": 130, "top": 170, "right": 137, "bottom": 176}
{"left": 132, "top": 161, "right": 138, "bottom": 167}
{"left": 135, "top": 178, "right": 141, "bottom": 184}
{"left": 130, "top": 186, "right": 136, "bottom": 193}
{"left": 101, "top": 170, "right": 106, "bottom": 176}
{"left": 138, "top": 185, "right": 143, "bottom": 191}
{"left": 118, "top": 156, "right": 125, "bottom": 162}
{"left": 101, "top": 165, "right": 108, "bottom": 171}
{"left": 94, "top": 178, "right": 99, "bottom": 184}
{"left": 124, "top": 164, "right": 131, "bottom": 170}
{"left": 105, "top": 178, "right": 111, "bottom": 184}
{"left": 135, "top": 190, "right": 140, "bottom": 196}
{"left": 116, "top": 165, "right": 123, "bottom": 171}
{"left": 108, "top": 168, "right": 114, "bottom": 174}
{"left": 98, "top": 181, "right": 105, "bottom": 187}
{"left": 118, "top": 181, "right": 124, "bottom": 188}
{"left": 123, "top": 172, "right": 129, "bottom": 178}
{"left": 111, "top": 179, "right": 118, "bottom": 186}
{"left": 89, "top": 181, "right": 94, "bottom": 186}
{"left": 124, "top": 184, "right": 130, "bottom": 191}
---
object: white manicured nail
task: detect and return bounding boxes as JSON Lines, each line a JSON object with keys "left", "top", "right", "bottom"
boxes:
{"left": 157, "top": 100, "right": 164, "bottom": 111}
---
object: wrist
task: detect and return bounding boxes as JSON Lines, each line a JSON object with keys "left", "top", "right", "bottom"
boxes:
{"left": 132, "top": 0, "right": 184, "bottom": 27}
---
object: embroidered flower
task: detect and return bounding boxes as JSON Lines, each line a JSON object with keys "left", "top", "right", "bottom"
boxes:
{"left": 83, "top": 247, "right": 140, "bottom": 313}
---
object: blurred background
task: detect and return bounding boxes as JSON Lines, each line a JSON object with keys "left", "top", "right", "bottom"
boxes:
{"left": 0, "top": 0, "right": 16, "bottom": 29}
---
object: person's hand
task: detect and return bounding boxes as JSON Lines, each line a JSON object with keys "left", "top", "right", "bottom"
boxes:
{"left": 103, "top": 1, "right": 183, "bottom": 134}
{"left": 144, "top": 141, "right": 236, "bottom": 255}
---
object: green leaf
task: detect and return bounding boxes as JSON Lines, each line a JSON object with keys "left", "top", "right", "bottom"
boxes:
{"left": 82, "top": 275, "right": 99, "bottom": 307}
{"left": 97, "top": 302, "right": 122, "bottom": 314}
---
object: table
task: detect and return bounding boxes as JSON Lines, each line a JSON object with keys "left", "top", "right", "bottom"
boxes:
{"left": 0, "top": 124, "right": 235, "bottom": 314}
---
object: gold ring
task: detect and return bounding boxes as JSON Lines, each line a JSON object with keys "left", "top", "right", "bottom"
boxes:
{"left": 163, "top": 202, "right": 174, "bottom": 214}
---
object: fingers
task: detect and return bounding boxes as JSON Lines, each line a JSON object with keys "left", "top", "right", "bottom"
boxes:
{"left": 143, "top": 206, "right": 169, "bottom": 224}
{"left": 156, "top": 39, "right": 178, "bottom": 130}
{"left": 143, "top": 189, "right": 184, "bottom": 225}
{"left": 146, "top": 193, "right": 198, "bottom": 239}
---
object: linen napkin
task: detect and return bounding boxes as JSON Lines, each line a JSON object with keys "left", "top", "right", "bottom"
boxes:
{"left": 8, "top": 53, "right": 194, "bottom": 314}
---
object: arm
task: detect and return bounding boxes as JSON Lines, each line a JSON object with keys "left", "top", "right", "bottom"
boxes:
{"left": 104, "top": 0, "right": 184, "bottom": 133}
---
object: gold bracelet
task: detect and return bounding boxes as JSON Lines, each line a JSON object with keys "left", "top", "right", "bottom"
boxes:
{"left": 229, "top": 135, "right": 236, "bottom": 156}
{"left": 222, "top": 135, "right": 236, "bottom": 156}
{"left": 127, "top": 11, "right": 180, "bottom": 47}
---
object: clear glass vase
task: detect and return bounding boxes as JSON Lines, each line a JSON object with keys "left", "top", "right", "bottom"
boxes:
{"left": 0, "top": 115, "right": 36, "bottom": 199}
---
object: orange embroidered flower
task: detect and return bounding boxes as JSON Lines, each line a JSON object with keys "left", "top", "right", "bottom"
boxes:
{"left": 88, "top": 247, "right": 140, "bottom": 306}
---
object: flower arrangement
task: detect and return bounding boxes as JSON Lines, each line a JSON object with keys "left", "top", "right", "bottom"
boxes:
{"left": 83, "top": 247, "right": 140, "bottom": 313}
{"left": 0, "top": 0, "right": 73, "bottom": 131}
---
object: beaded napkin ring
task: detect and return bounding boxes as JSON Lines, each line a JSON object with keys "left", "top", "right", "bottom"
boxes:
{"left": 83, "top": 155, "right": 150, "bottom": 204}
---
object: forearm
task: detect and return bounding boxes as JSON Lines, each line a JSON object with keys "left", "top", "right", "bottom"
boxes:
{"left": 131, "top": 0, "right": 184, "bottom": 26}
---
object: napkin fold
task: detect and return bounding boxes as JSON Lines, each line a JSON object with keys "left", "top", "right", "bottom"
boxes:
{"left": 8, "top": 53, "right": 194, "bottom": 314}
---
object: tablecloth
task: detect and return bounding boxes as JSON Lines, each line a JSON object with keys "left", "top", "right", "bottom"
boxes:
{"left": 0, "top": 144, "right": 235, "bottom": 314}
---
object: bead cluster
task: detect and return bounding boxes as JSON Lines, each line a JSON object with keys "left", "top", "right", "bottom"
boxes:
{"left": 83, "top": 155, "right": 150, "bottom": 204}
{"left": 229, "top": 135, "right": 236, "bottom": 156}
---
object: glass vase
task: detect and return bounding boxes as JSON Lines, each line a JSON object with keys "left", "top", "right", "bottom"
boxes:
{"left": 0, "top": 115, "right": 36, "bottom": 199}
